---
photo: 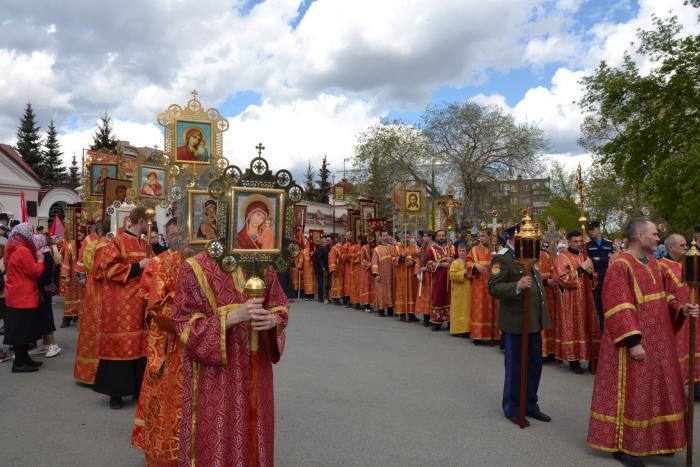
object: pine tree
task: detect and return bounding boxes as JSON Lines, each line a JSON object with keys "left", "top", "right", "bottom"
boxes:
{"left": 316, "top": 155, "right": 331, "bottom": 204}
{"left": 90, "top": 113, "right": 118, "bottom": 151}
{"left": 303, "top": 161, "right": 317, "bottom": 201}
{"left": 16, "top": 102, "right": 44, "bottom": 179}
{"left": 68, "top": 152, "right": 80, "bottom": 187}
{"left": 42, "top": 120, "right": 67, "bottom": 184}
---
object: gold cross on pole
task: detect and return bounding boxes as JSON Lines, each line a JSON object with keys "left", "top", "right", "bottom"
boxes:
{"left": 255, "top": 143, "right": 265, "bottom": 157}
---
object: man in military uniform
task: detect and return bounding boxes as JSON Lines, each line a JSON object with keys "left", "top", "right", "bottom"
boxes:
{"left": 488, "top": 235, "right": 551, "bottom": 427}
{"left": 585, "top": 221, "right": 613, "bottom": 329}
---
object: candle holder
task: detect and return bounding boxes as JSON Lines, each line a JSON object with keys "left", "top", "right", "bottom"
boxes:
{"left": 513, "top": 209, "right": 541, "bottom": 269}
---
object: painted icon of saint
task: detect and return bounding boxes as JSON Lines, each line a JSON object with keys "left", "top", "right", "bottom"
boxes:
{"left": 196, "top": 200, "right": 217, "bottom": 240}
{"left": 177, "top": 127, "right": 209, "bottom": 162}
{"left": 140, "top": 171, "right": 163, "bottom": 197}
{"left": 236, "top": 195, "right": 275, "bottom": 250}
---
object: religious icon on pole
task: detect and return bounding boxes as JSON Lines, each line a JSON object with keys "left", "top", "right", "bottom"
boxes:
{"left": 405, "top": 190, "right": 422, "bottom": 213}
{"left": 187, "top": 190, "right": 218, "bottom": 245}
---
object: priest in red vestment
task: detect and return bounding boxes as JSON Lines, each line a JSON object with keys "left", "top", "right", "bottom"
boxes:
{"left": 132, "top": 217, "right": 186, "bottom": 467}
{"left": 93, "top": 207, "right": 151, "bottom": 409}
{"left": 588, "top": 219, "right": 698, "bottom": 466}
{"left": 329, "top": 235, "right": 347, "bottom": 305}
{"left": 424, "top": 229, "right": 454, "bottom": 331}
{"left": 394, "top": 233, "right": 420, "bottom": 322}
{"left": 372, "top": 231, "right": 396, "bottom": 317}
{"left": 173, "top": 253, "right": 289, "bottom": 467}
{"left": 415, "top": 231, "right": 434, "bottom": 327}
{"left": 359, "top": 235, "right": 375, "bottom": 312}
{"left": 659, "top": 234, "right": 696, "bottom": 393}
{"left": 343, "top": 232, "right": 356, "bottom": 306}
{"left": 553, "top": 230, "right": 601, "bottom": 373}
{"left": 59, "top": 236, "right": 82, "bottom": 327}
{"left": 466, "top": 231, "right": 498, "bottom": 343}
{"left": 537, "top": 246, "right": 557, "bottom": 359}
{"left": 73, "top": 219, "right": 108, "bottom": 384}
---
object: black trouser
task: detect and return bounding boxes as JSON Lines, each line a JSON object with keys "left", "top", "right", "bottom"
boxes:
{"left": 13, "top": 344, "right": 30, "bottom": 365}
{"left": 593, "top": 276, "right": 604, "bottom": 330}
{"left": 316, "top": 274, "right": 325, "bottom": 303}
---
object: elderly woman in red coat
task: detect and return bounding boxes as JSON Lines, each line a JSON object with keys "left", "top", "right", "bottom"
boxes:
{"left": 3, "top": 223, "right": 45, "bottom": 373}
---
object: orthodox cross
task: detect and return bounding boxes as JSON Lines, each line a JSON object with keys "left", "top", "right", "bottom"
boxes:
{"left": 255, "top": 143, "right": 266, "bottom": 157}
{"left": 575, "top": 163, "right": 587, "bottom": 233}
{"left": 191, "top": 89, "right": 199, "bottom": 99}
{"left": 486, "top": 210, "right": 503, "bottom": 251}
{"left": 436, "top": 185, "right": 464, "bottom": 231}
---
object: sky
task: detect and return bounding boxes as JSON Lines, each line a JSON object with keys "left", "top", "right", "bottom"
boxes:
{"left": 1, "top": 0, "right": 699, "bottom": 181}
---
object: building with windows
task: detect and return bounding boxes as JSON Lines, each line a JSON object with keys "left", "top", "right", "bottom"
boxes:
{"left": 475, "top": 175, "right": 550, "bottom": 223}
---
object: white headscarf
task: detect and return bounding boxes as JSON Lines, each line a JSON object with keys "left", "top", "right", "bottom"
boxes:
{"left": 9, "top": 222, "right": 34, "bottom": 242}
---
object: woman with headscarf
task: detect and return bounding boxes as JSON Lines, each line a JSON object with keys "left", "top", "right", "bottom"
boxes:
{"left": 32, "top": 233, "right": 61, "bottom": 358}
{"left": 3, "top": 223, "right": 45, "bottom": 372}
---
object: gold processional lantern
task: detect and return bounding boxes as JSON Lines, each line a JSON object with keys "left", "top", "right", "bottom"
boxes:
{"left": 684, "top": 240, "right": 700, "bottom": 299}
{"left": 682, "top": 240, "right": 700, "bottom": 465}
{"left": 513, "top": 209, "right": 541, "bottom": 269}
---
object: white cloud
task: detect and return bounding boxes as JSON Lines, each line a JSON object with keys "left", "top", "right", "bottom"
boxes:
{"left": 224, "top": 93, "right": 380, "bottom": 176}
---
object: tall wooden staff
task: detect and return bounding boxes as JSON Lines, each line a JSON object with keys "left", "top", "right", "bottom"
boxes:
{"left": 488, "top": 210, "right": 501, "bottom": 345}
{"left": 575, "top": 164, "right": 596, "bottom": 374}
{"left": 683, "top": 240, "right": 700, "bottom": 467}
{"left": 513, "top": 210, "right": 541, "bottom": 429}
{"left": 145, "top": 208, "right": 155, "bottom": 258}
{"left": 244, "top": 272, "right": 266, "bottom": 467}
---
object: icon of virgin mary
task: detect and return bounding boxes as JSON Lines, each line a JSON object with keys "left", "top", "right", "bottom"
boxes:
{"left": 236, "top": 194, "right": 275, "bottom": 250}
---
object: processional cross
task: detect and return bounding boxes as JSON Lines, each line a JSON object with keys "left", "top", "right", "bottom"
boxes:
{"left": 436, "top": 186, "right": 464, "bottom": 231}
{"left": 256, "top": 143, "right": 266, "bottom": 157}
{"left": 487, "top": 210, "right": 502, "bottom": 250}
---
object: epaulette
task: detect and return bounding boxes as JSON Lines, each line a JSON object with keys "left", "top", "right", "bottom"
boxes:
{"left": 496, "top": 247, "right": 509, "bottom": 255}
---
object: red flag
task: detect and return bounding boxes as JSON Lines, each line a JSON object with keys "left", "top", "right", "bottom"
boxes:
{"left": 19, "top": 191, "right": 28, "bottom": 222}
{"left": 49, "top": 215, "right": 65, "bottom": 237}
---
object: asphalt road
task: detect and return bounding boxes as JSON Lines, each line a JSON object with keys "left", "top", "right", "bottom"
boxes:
{"left": 0, "top": 298, "right": 692, "bottom": 466}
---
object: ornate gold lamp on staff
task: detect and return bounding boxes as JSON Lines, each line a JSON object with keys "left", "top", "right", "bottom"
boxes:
{"left": 683, "top": 240, "right": 700, "bottom": 467}
{"left": 513, "top": 209, "right": 541, "bottom": 429}
{"left": 575, "top": 163, "right": 597, "bottom": 374}
{"left": 145, "top": 208, "right": 155, "bottom": 257}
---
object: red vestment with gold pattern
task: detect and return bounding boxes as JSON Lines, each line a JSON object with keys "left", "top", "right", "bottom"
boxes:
{"left": 659, "top": 257, "right": 696, "bottom": 385}
{"left": 393, "top": 243, "right": 419, "bottom": 314}
{"left": 553, "top": 250, "right": 601, "bottom": 361}
{"left": 301, "top": 245, "right": 316, "bottom": 296}
{"left": 60, "top": 239, "right": 82, "bottom": 317}
{"left": 424, "top": 243, "right": 454, "bottom": 324}
{"left": 588, "top": 252, "right": 686, "bottom": 456}
{"left": 414, "top": 248, "right": 432, "bottom": 316}
{"left": 329, "top": 243, "right": 346, "bottom": 299}
{"left": 537, "top": 251, "right": 557, "bottom": 357}
{"left": 97, "top": 231, "right": 148, "bottom": 360}
{"left": 73, "top": 236, "right": 108, "bottom": 384}
{"left": 359, "top": 243, "right": 375, "bottom": 306}
{"left": 466, "top": 244, "right": 499, "bottom": 340}
{"left": 371, "top": 244, "right": 395, "bottom": 310}
{"left": 343, "top": 242, "right": 355, "bottom": 299}
{"left": 131, "top": 250, "right": 185, "bottom": 467}
{"left": 173, "top": 254, "right": 289, "bottom": 467}
{"left": 347, "top": 243, "right": 361, "bottom": 304}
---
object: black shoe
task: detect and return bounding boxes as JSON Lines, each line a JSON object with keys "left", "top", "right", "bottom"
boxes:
{"left": 12, "top": 364, "right": 38, "bottom": 373}
{"left": 386, "top": 309, "right": 394, "bottom": 317}
{"left": 569, "top": 362, "right": 584, "bottom": 374}
{"left": 378, "top": 310, "right": 385, "bottom": 317}
{"left": 27, "top": 358, "right": 43, "bottom": 368}
{"left": 109, "top": 396, "right": 123, "bottom": 409}
{"left": 506, "top": 415, "right": 530, "bottom": 427}
{"left": 526, "top": 410, "right": 551, "bottom": 422}
{"left": 431, "top": 324, "right": 441, "bottom": 332}
{"left": 407, "top": 314, "right": 419, "bottom": 322}
{"left": 543, "top": 355, "right": 556, "bottom": 363}
{"left": 422, "top": 316, "right": 430, "bottom": 327}
{"left": 399, "top": 315, "right": 407, "bottom": 322}
{"left": 612, "top": 451, "right": 645, "bottom": 467}
{"left": 72, "top": 316, "right": 79, "bottom": 323}
{"left": 60, "top": 317, "right": 72, "bottom": 328}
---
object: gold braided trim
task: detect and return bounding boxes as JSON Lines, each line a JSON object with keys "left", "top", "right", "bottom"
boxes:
{"left": 179, "top": 313, "right": 206, "bottom": 346}
{"left": 678, "top": 352, "right": 700, "bottom": 364}
{"left": 185, "top": 258, "right": 218, "bottom": 312}
{"left": 616, "top": 347, "right": 626, "bottom": 448}
{"left": 133, "top": 418, "right": 145, "bottom": 426}
{"left": 591, "top": 410, "right": 685, "bottom": 428}
{"left": 587, "top": 442, "right": 685, "bottom": 456}
{"left": 613, "top": 330, "right": 641, "bottom": 345}
{"left": 659, "top": 259, "right": 683, "bottom": 287}
{"left": 666, "top": 293, "right": 676, "bottom": 303}
{"left": 190, "top": 361, "right": 199, "bottom": 467}
{"left": 604, "top": 302, "right": 635, "bottom": 319}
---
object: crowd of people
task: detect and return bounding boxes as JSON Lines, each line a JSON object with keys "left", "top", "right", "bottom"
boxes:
{"left": 1, "top": 207, "right": 700, "bottom": 467}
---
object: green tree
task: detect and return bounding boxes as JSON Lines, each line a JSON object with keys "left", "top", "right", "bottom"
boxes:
{"left": 579, "top": 10, "right": 700, "bottom": 231}
{"left": 303, "top": 161, "right": 317, "bottom": 201}
{"left": 539, "top": 162, "right": 580, "bottom": 232}
{"left": 42, "top": 120, "right": 67, "bottom": 184}
{"left": 316, "top": 155, "right": 331, "bottom": 204}
{"left": 68, "top": 152, "right": 80, "bottom": 187}
{"left": 90, "top": 113, "right": 118, "bottom": 151}
{"left": 16, "top": 102, "right": 44, "bottom": 179}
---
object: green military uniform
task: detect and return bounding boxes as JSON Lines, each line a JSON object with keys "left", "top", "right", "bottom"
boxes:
{"left": 488, "top": 246, "right": 551, "bottom": 424}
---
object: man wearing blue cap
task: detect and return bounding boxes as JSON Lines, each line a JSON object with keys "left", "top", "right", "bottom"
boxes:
{"left": 586, "top": 221, "right": 613, "bottom": 329}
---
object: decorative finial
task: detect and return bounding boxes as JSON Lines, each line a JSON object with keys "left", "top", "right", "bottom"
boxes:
{"left": 255, "top": 143, "right": 265, "bottom": 157}
{"left": 191, "top": 89, "right": 199, "bottom": 99}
